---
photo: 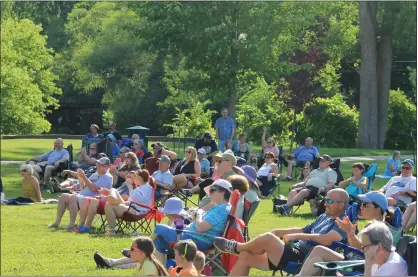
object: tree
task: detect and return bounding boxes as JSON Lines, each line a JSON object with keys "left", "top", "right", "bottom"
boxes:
{"left": 1, "top": 18, "right": 61, "bottom": 134}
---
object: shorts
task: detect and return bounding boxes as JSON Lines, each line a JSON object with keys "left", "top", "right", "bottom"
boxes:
{"left": 86, "top": 198, "right": 107, "bottom": 214}
{"left": 305, "top": 186, "right": 320, "bottom": 200}
{"left": 268, "top": 244, "right": 306, "bottom": 271}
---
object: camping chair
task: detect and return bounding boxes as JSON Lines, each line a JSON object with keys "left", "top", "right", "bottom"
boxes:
{"left": 114, "top": 178, "right": 164, "bottom": 235}
{"left": 291, "top": 145, "right": 320, "bottom": 179}
{"left": 47, "top": 144, "right": 74, "bottom": 192}
{"left": 243, "top": 198, "right": 261, "bottom": 242}
{"left": 362, "top": 163, "right": 378, "bottom": 191}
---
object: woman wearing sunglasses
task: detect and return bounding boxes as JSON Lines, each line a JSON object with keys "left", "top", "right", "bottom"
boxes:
{"left": 256, "top": 152, "right": 279, "bottom": 197}
{"left": 130, "top": 236, "right": 169, "bottom": 276}
{"left": 110, "top": 151, "right": 140, "bottom": 188}
{"left": 172, "top": 147, "right": 201, "bottom": 190}
{"left": 261, "top": 127, "right": 280, "bottom": 158}
{"left": 3, "top": 164, "right": 42, "bottom": 205}
{"left": 150, "top": 179, "right": 232, "bottom": 264}
{"left": 297, "top": 191, "right": 390, "bottom": 276}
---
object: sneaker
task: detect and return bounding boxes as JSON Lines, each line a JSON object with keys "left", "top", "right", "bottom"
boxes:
{"left": 182, "top": 189, "right": 193, "bottom": 197}
{"left": 94, "top": 251, "right": 111, "bottom": 269}
{"left": 277, "top": 205, "right": 290, "bottom": 216}
{"left": 74, "top": 225, "right": 84, "bottom": 233}
{"left": 213, "top": 237, "right": 239, "bottom": 255}
{"left": 78, "top": 226, "right": 90, "bottom": 233}
{"left": 105, "top": 229, "right": 116, "bottom": 236}
{"left": 286, "top": 176, "right": 292, "bottom": 181}
{"left": 48, "top": 223, "right": 59, "bottom": 228}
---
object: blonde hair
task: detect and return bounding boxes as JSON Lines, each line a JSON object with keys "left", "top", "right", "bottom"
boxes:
{"left": 20, "top": 164, "right": 34, "bottom": 175}
{"left": 193, "top": 251, "right": 206, "bottom": 272}
{"left": 125, "top": 152, "right": 140, "bottom": 167}
{"left": 185, "top": 146, "right": 197, "bottom": 161}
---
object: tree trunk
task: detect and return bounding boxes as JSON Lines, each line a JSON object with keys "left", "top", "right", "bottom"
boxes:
{"left": 357, "top": 1, "right": 379, "bottom": 149}
{"left": 289, "top": 110, "right": 297, "bottom": 151}
{"left": 377, "top": 5, "right": 397, "bottom": 149}
{"left": 227, "top": 7, "right": 238, "bottom": 121}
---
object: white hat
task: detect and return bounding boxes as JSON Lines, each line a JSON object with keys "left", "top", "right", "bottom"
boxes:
{"left": 197, "top": 148, "right": 207, "bottom": 155}
{"left": 158, "top": 197, "right": 188, "bottom": 217}
{"left": 204, "top": 179, "right": 233, "bottom": 196}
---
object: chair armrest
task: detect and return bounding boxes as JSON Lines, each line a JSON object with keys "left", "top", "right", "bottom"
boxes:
{"left": 127, "top": 200, "right": 154, "bottom": 213}
{"left": 313, "top": 260, "right": 365, "bottom": 271}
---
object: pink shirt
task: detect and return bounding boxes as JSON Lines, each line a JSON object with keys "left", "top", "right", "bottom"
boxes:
{"left": 263, "top": 146, "right": 280, "bottom": 157}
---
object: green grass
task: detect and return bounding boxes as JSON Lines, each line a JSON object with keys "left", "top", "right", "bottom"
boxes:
{"left": 1, "top": 158, "right": 401, "bottom": 276}
{"left": 1, "top": 139, "right": 413, "bottom": 161}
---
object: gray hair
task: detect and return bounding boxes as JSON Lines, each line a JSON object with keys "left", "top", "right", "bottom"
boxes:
{"left": 393, "top": 151, "right": 400, "bottom": 159}
{"left": 359, "top": 221, "right": 394, "bottom": 252}
{"left": 120, "top": 147, "right": 130, "bottom": 153}
{"left": 305, "top": 137, "right": 313, "bottom": 143}
{"left": 329, "top": 188, "right": 349, "bottom": 208}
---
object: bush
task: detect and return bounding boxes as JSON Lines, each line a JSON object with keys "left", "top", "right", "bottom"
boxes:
{"left": 296, "top": 93, "right": 359, "bottom": 148}
{"left": 384, "top": 89, "right": 417, "bottom": 149}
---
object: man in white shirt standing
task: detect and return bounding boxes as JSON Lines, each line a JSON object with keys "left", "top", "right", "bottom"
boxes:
{"left": 379, "top": 159, "right": 417, "bottom": 207}
{"left": 359, "top": 221, "right": 408, "bottom": 276}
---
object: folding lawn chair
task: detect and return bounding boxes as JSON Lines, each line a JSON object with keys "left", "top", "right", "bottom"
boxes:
{"left": 243, "top": 198, "right": 260, "bottom": 242}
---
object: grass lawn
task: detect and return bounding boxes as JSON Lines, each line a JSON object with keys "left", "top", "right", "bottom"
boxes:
{"left": 0, "top": 139, "right": 414, "bottom": 161}
{"left": 1, "top": 157, "right": 403, "bottom": 276}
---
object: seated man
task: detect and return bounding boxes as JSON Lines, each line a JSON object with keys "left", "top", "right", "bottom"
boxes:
{"left": 145, "top": 142, "right": 177, "bottom": 175}
{"left": 286, "top": 137, "right": 319, "bottom": 181}
{"left": 213, "top": 188, "right": 349, "bottom": 276}
{"left": 194, "top": 133, "right": 218, "bottom": 166}
{"left": 360, "top": 221, "right": 408, "bottom": 276}
{"left": 48, "top": 157, "right": 113, "bottom": 231}
{"left": 379, "top": 159, "right": 416, "bottom": 207}
{"left": 26, "top": 138, "right": 70, "bottom": 185}
{"left": 277, "top": 155, "right": 337, "bottom": 216}
{"left": 197, "top": 148, "right": 211, "bottom": 178}
{"left": 152, "top": 155, "right": 174, "bottom": 199}
{"left": 81, "top": 124, "right": 103, "bottom": 148}
{"left": 77, "top": 143, "right": 100, "bottom": 170}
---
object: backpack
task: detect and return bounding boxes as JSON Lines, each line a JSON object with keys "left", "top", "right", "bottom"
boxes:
{"left": 396, "top": 236, "right": 417, "bottom": 276}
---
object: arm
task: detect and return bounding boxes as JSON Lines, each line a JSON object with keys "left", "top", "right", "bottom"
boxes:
{"left": 270, "top": 164, "right": 279, "bottom": 177}
{"left": 26, "top": 154, "right": 45, "bottom": 163}
{"left": 338, "top": 178, "right": 350, "bottom": 188}
{"left": 353, "top": 177, "right": 368, "bottom": 190}
{"left": 162, "top": 149, "right": 177, "bottom": 160}
{"left": 290, "top": 230, "right": 343, "bottom": 246}
{"left": 30, "top": 176, "right": 42, "bottom": 202}
{"left": 326, "top": 182, "right": 336, "bottom": 191}
{"left": 191, "top": 160, "right": 201, "bottom": 178}
{"left": 347, "top": 231, "right": 363, "bottom": 249}
{"left": 61, "top": 170, "right": 78, "bottom": 177}
{"left": 272, "top": 228, "right": 304, "bottom": 238}
{"left": 229, "top": 128, "right": 236, "bottom": 141}
{"left": 78, "top": 170, "right": 99, "bottom": 192}
{"left": 195, "top": 220, "right": 213, "bottom": 233}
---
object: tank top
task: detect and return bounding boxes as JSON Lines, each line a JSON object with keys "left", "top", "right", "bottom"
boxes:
{"left": 22, "top": 178, "right": 37, "bottom": 201}
{"left": 346, "top": 176, "right": 366, "bottom": 196}
{"left": 174, "top": 160, "right": 196, "bottom": 175}
{"left": 258, "top": 163, "right": 273, "bottom": 177}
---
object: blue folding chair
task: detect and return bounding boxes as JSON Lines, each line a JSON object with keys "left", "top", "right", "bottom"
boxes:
{"left": 363, "top": 163, "right": 378, "bottom": 191}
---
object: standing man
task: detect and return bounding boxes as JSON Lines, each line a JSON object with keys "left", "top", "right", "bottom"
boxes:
{"left": 103, "top": 121, "right": 123, "bottom": 146}
{"left": 194, "top": 132, "right": 218, "bottom": 165}
{"left": 215, "top": 108, "right": 236, "bottom": 152}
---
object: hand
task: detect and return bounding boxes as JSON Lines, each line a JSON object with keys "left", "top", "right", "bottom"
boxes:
{"left": 77, "top": 168, "right": 86, "bottom": 178}
{"left": 263, "top": 126, "right": 267, "bottom": 133}
{"left": 348, "top": 176, "right": 355, "bottom": 182}
{"left": 62, "top": 170, "right": 70, "bottom": 175}
{"left": 54, "top": 161, "right": 60, "bottom": 167}
{"left": 81, "top": 147, "right": 87, "bottom": 155}
{"left": 283, "top": 234, "right": 297, "bottom": 244}
{"left": 125, "top": 178, "right": 133, "bottom": 188}
{"left": 336, "top": 216, "right": 356, "bottom": 235}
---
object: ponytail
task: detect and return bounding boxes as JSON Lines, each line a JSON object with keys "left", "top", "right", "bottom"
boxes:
{"left": 149, "top": 254, "right": 169, "bottom": 276}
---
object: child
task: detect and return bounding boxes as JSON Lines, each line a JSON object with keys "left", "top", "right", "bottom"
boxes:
{"left": 168, "top": 240, "right": 199, "bottom": 276}
{"left": 193, "top": 251, "right": 206, "bottom": 276}
{"left": 130, "top": 236, "right": 169, "bottom": 276}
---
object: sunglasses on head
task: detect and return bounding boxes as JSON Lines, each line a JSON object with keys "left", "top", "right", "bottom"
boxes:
{"left": 264, "top": 155, "right": 273, "bottom": 159}
{"left": 324, "top": 198, "right": 342, "bottom": 205}
{"left": 402, "top": 166, "right": 412, "bottom": 170}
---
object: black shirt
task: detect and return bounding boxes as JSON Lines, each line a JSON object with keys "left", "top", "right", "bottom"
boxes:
{"left": 194, "top": 139, "right": 218, "bottom": 155}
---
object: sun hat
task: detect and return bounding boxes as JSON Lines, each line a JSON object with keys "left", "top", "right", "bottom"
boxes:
{"left": 158, "top": 197, "right": 188, "bottom": 217}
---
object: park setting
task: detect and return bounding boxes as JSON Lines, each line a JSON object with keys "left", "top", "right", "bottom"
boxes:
{"left": 1, "top": 1, "right": 417, "bottom": 277}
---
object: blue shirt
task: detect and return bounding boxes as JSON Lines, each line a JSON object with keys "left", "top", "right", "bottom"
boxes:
{"left": 41, "top": 149, "right": 70, "bottom": 165}
{"left": 384, "top": 158, "right": 401, "bottom": 176}
{"left": 79, "top": 172, "right": 113, "bottom": 197}
{"left": 215, "top": 117, "right": 236, "bottom": 140}
{"left": 346, "top": 177, "right": 366, "bottom": 196}
{"left": 81, "top": 133, "right": 103, "bottom": 147}
{"left": 199, "top": 158, "right": 211, "bottom": 172}
{"left": 152, "top": 170, "right": 174, "bottom": 187}
{"left": 297, "top": 214, "right": 347, "bottom": 254}
{"left": 294, "top": 146, "right": 319, "bottom": 162}
{"left": 186, "top": 203, "right": 231, "bottom": 246}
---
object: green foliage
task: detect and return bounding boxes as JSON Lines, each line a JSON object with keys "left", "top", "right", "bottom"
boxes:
{"left": 385, "top": 89, "right": 417, "bottom": 149}
{"left": 1, "top": 18, "right": 61, "bottom": 135}
{"left": 296, "top": 94, "right": 359, "bottom": 147}
{"left": 237, "top": 77, "right": 293, "bottom": 145}
{"left": 408, "top": 67, "right": 417, "bottom": 104}
{"left": 164, "top": 100, "right": 216, "bottom": 138}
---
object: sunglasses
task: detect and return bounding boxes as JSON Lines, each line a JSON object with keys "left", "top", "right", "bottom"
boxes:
{"left": 361, "top": 202, "right": 377, "bottom": 208}
{"left": 264, "top": 156, "right": 273, "bottom": 159}
{"left": 402, "top": 167, "right": 412, "bottom": 170}
{"left": 185, "top": 150, "right": 192, "bottom": 154}
{"left": 209, "top": 186, "right": 222, "bottom": 194}
{"left": 130, "top": 246, "right": 140, "bottom": 252}
{"left": 324, "top": 198, "right": 342, "bottom": 205}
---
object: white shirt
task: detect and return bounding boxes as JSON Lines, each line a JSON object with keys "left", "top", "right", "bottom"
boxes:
{"left": 128, "top": 184, "right": 153, "bottom": 215}
{"left": 383, "top": 175, "right": 417, "bottom": 205}
{"left": 258, "top": 163, "right": 273, "bottom": 177}
{"left": 371, "top": 252, "right": 408, "bottom": 276}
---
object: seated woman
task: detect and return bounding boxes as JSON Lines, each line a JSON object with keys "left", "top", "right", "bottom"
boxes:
{"left": 105, "top": 169, "right": 154, "bottom": 236}
{"left": 4, "top": 164, "right": 42, "bottom": 204}
{"left": 110, "top": 152, "right": 140, "bottom": 188}
{"left": 131, "top": 139, "right": 145, "bottom": 161}
{"left": 113, "top": 147, "right": 130, "bottom": 169}
{"left": 298, "top": 166, "right": 311, "bottom": 182}
{"left": 256, "top": 152, "right": 279, "bottom": 197}
{"left": 261, "top": 127, "right": 280, "bottom": 158}
{"left": 241, "top": 165, "right": 261, "bottom": 203}
{"left": 338, "top": 162, "right": 368, "bottom": 200}
{"left": 172, "top": 147, "right": 201, "bottom": 190}
{"left": 233, "top": 134, "right": 251, "bottom": 161}
{"left": 93, "top": 197, "right": 190, "bottom": 269}
{"left": 297, "top": 191, "right": 391, "bottom": 276}
{"left": 74, "top": 171, "right": 136, "bottom": 233}
{"left": 383, "top": 151, "right": 401, "bottom": 177}
{"left": 150, "top": 179, "right": 232, "bottom": 264}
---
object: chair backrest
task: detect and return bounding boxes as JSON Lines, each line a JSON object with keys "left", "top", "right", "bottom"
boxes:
{"left": 363, "top": 163, "right": 378, "bottom": 191}
{"left": 243, "top": 198, "right": 260, "bottom": 225}
{"left": 396, "top": 236, "right": 417, "bottom": 276}
{"left": 66, "top": 144, "right": 73, "bottom": 163}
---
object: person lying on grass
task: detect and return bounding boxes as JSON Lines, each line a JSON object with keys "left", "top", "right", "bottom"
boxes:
{"left": 213, "top": 188, "right": 349, "bottom": 276}
{"left": 48, "top": 157, "right": 113, "bottom": 231}
{"left": 105, "top": 169, "right": 154, "bottom": 236}
{"left": 73, "top": 170, "right": 136, "bottom": 233}
{"left": 297, "top": 191, "right": 391, "bottom": 276}
{"left": 93, "top": 197, "right": 191, "bottom": 269}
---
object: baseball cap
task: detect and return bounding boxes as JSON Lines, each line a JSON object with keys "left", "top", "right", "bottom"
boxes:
{"left": 402, "top": 159, "right": 415, "bottom": 167}
{"left": 204, "top": 179, "right": 233, "bottom": 196}
{"left": 358, "top": 191, "right": 388, "bottom": 212}
{"left": 222, "top": 150, "right": 237, "bottom": 165}
{"left": 197, "top": 148, "right": 207, "bottom": 155}
{"left": 96, "top": 157, "right": 111, "bottom": 166}
{"left": 241, "top": 165, "right": 257, "bottom": 184}
{"left": 320, "top": 154, "right": 332, "bottom": 162}
{"left": 203, "top": 133, "right": 212, "bottom": 139}
{"left": 158, "top": 155, "right": 171, "bottom": 163}
{"left": 158, "top": 197, "right": 188, "bottom": 217}
{"left": 151, "top": 142, "right": 164, "bottom": 149}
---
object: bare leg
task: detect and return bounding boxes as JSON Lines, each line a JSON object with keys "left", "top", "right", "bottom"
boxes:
{"left": 49, "top": 193, "right": 71, "bottom": 226}
{"left": 85, "top": 198, "right": 100, "bottom": 228}
{"left": 286, "top": 189, "right": 310, "bottom": 208}
{"left": 287, "top": 189, "right": 299, "bottom": 202}
{"left": 403, "top": 202, "right": 417, "bottom": 232}
{"left": 287, "top": 160, "right": 294, "bottom": 177}
{"left": 78, "top": 198, "right": 91, "bottom": 226}
{"left": 297, "top": 246, "right": 344, "bottom": 276}
{"left": 230, "top": 232, "right": 285, "bottom": 276}
{"left": 105, "top": 204, "right": 129, "bottom": 230}
{"left": 44, "top": 165, "right": 55, "bottom": 184}
{"left": 150, "top": 233, "right": 158, "bottom": 241}
{"left": 173, "top": 175, "right": 188, "bottom": 189}
{"left": 190, "top": 185, "right": 201, "bottom": 194}
{"left": 67, "top": 194, "right": 79, "bottom": 228}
